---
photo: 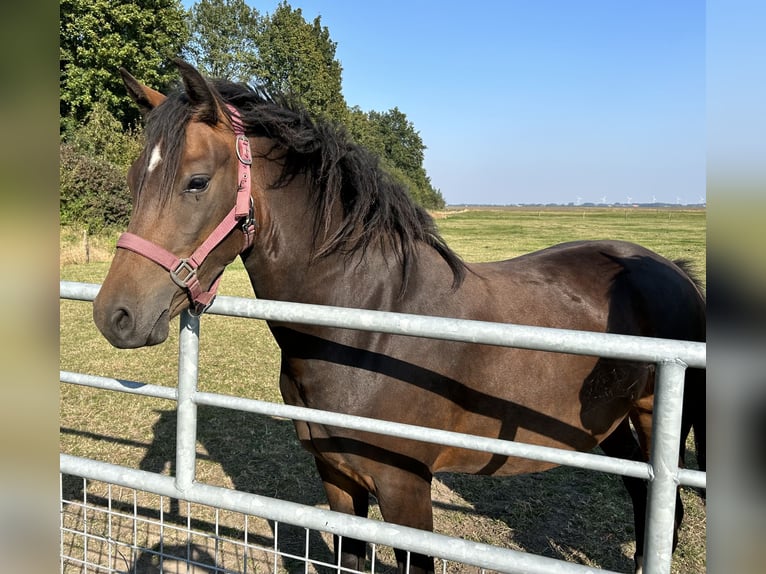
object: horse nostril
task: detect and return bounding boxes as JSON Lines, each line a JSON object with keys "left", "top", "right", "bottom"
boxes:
{"left": 113, "top": 307, "right": 134, "bottom": 334}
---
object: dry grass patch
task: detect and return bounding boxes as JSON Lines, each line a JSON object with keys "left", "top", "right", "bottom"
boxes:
{"left": 60, "top": 225, "right": 120, "bottom": 266}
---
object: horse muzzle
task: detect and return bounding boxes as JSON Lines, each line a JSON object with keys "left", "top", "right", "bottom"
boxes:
{"left": 93, "top": 295, "right": 171, "bottom": 349}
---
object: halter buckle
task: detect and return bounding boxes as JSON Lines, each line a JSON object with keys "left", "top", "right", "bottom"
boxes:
{"left": 170, "top": 259, "right": 197, "bottom": 290}
{"left": 236, "top": 135, "right": 252, "bottom": 165}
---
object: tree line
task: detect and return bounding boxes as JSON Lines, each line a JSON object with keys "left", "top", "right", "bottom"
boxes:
{"left": 60, "top": 0, "right": 445, "bottom": 232}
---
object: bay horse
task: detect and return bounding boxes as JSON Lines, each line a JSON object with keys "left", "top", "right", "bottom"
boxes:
{"left": 93, "top": 59, "right": 705, "bottom": 574}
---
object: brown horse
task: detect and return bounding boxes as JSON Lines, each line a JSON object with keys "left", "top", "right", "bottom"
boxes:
{"left": 93, "top": 60, "right": 705, "bottom": 574}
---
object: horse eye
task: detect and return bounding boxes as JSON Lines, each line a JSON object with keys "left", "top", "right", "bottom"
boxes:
{"left": 185, "top": 175, "right": 210, "bottom": 193}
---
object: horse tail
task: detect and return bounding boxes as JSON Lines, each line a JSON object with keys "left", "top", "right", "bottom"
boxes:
{"left": 674, "top": 259, "right": 706, "bottom": 480}
{"left": 673, "top": 258, "right": 705, "bottom": 301}
{"left": 682, "top": 367, "right": 706, "bottom": 473}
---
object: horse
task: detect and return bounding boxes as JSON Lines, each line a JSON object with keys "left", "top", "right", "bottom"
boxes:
{"left": 93, "top": 59, "right": 706, "bottom": 574}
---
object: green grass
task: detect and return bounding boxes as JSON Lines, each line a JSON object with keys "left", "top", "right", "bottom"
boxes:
{"left": 60, "top": 207, "right": 706, "bottom": 573}
{"left": 436, "top": 207, "right": 705, "bottom": 276}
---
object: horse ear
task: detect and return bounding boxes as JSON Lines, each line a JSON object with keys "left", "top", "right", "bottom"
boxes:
{"left": 119, "top": 68, "right": 166, "bottom": 114}
{"left": 173, "top": 58, "right": 219, "bottom": 125}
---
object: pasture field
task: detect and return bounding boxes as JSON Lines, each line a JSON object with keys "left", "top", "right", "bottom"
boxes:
{"left": 60, "top": 207, "right": 706, "bottom": 573}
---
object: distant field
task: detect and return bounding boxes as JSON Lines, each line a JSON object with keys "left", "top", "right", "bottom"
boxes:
{"left": 436, "top": 207, "right": 705, "bottom": 275}
{"left": 60, "top": 207, "right": 706, "bottom": 573}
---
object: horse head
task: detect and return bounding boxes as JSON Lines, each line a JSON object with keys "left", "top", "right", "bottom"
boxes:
{"left": 93, "top": 60, "right": 254, "bottom": 348}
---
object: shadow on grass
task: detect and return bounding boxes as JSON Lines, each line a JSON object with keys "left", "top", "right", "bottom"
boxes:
{"left": 138, "top": 407, "right": 332, "bottom": 572}
{"left": 437, "top": 467, "right": 637, "bottom": 572}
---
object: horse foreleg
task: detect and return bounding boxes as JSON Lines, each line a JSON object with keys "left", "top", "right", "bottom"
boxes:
{"left": 315, "top": 458, "right": 370, "bottom": 572}
{"left": 375, "top": 468, "right": 435, "bottom": 574}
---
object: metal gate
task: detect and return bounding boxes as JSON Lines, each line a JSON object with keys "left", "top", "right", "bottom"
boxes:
{"left": 60, "top": 280, "right": 706, "bottom": 574}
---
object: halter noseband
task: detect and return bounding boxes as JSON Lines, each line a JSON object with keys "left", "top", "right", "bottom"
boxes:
{"left": 116, "top": 105, "right": 256, "bottom": 315}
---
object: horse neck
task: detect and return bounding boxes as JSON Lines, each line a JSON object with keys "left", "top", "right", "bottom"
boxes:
{"left": 241, "top": 162, "right": 395, "bottom": 306}
{"left": 239, "top": 140, "right": 459, "bottom": 311}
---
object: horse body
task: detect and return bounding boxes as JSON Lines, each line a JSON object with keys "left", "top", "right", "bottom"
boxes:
{"left": 253, "top": 227, "right": 686, "bottom": 473}
{"left": 92, "top": 60, "right": 705, "bottom": 574}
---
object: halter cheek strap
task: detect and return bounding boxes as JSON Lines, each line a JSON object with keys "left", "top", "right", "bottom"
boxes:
{"left": 116, "top": 105, "right": 256, "bottom": 315}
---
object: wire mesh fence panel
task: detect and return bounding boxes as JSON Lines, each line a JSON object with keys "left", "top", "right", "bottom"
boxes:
{"left": 60, "top": 474, "right": 487, "bottom": 574}
{"left": 61, "top": 475, "right": 282, "bottom": 573}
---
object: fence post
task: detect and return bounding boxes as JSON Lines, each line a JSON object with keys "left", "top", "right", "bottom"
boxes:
{"left": 175, "top": 310, "right": 200, "bottom": 493}
{"left": 643, "top": 359, "right": 687, "bottom": 574}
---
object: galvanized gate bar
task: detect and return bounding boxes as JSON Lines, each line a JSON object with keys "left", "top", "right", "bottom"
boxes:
{"left": 644, "top": 360, "right": 689, "bottom": 574}
{"left": 58, "top": 370, "right": 651, "bottom": 480}
{"left": 59, "top": 281, "right": 706, "bottom": 368}
{"left": 60, "top": 369, "right": 706, "bottom": 489}
{"left": 60, "top": 453, "right": 618, "bottom": 574}
{"left": 60, "top": 281, "right": 99, "bottom": 301}
{"left": 208, "top": 295, "right": 706, "bottom": 368}
{"left": 677, "top": 468, "right": 706, "bottom": 489}
{"left": 193, "top": 390, "right": 653, "bottom": 481}
{"left": 60, "top": 371, "right": 178, "bottom": 401}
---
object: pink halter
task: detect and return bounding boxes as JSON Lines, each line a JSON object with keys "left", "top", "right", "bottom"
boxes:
{"left": 116, "top": 105, "right": 256, "bottom": 315}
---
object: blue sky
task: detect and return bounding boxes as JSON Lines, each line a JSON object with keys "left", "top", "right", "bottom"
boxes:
{"left": 200, "top": 1, "right": 707, "bottom": 206}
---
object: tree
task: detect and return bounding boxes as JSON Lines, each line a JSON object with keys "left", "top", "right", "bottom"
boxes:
{"left": 370, "top": 108, "right": 425, "bottom": 178}
{"left": 60, "top": 0, "right": 189, "bottom": 131}
{"left": 347, "top": 107, "right": 445, "bottom": 209}
{"left": 184, "top": 0, "right": 260, "bottom": 82}
{"left": 346, "top": 106, "right": 384, "bottom": 154}
{"left": 256, "top": 1, "right": 347, "bottom": 123}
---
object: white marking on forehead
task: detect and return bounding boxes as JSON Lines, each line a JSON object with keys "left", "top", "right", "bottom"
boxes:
{"left": 147, "top": 144, "right": 163, "bottom": 173}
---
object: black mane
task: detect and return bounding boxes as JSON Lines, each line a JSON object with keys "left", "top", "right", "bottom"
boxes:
{"left": 143, "top": 78, "right": 466, "bottom": 293}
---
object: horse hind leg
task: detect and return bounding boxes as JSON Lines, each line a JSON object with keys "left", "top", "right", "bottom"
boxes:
{"left": 630, "top": 397, "right": 686, "bottom": 543}
{"left": 600, "top": 416, "right": 650, "bottom": 574}
{"left": 681, "top": 366, "right": 706, "bottom": 498}
{"left": 605, "top": 400, "right": 684, "bottom": 574}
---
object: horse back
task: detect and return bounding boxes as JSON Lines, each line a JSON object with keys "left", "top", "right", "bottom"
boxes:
{"left": 472, "top": 239, "right": 705, "bottom": 341}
